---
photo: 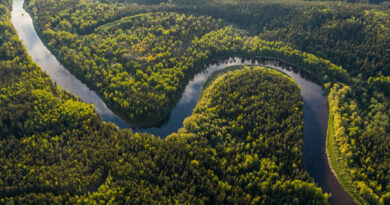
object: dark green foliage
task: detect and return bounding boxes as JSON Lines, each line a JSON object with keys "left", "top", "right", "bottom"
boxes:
{"left": 171, "top": 66, "right": 327, "bottom": 204}
{"left": 0, "top": 1, "right": 328, "bottom": 203}
{"left": 23, "top": 0, "right": 390, "bottom": 202}
{"left": 1, "top": 0, "right": 389, "bottom": 203}
{"left": 27, "top": 0, "right": 225, "bottom": 125}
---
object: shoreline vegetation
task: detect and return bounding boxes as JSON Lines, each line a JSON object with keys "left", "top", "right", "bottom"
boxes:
{"left": 326, "top": 112, "right": 364, "bottom": 204}
{"left": 169, "top": 65, "right": 329, "bottom": 204}
{"left": 0, "top": 0, "right": 388, "bottom": 203}
{"left": 24, "top": 0, "right": 390, "bottom": 203}
{"left": 1, "top": 2, "right": 330, "bottom": 200}
{"left": 24, "top": 0, "right": 350, "bottom": 127}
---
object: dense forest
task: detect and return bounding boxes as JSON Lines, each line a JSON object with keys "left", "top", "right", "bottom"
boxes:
{"left": 25, "top": 0, "right": 390, "bottom": 122}
{"left": 0, "top": 0, "right": 389, "bottom": 204}
{"left": 0, "top": 1, "right": 330, "bottom": 201}
{"left": 26, "top": 0, "right": 390, "bottom": 204}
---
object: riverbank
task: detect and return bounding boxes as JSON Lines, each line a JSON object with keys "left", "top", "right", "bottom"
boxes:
{"left": 326, "top": 105, "right": 364, "bottom": 204}
{"left": 14, "top": 0, "right": 355, "bottom": 203}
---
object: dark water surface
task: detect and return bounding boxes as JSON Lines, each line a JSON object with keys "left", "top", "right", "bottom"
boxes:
{"left": 11, "top": 0, "right": 355, "bottom": 203}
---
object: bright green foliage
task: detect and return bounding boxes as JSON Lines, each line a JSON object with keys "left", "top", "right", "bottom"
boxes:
{"left": 0, "top": 0, "right": 389, "bottom": 204}
{"left": 28, "top": 2, "right": 225, "bottom": 125}
{"left": 328, "top": 84, "right": 390, "bottom": 204}
{"left": 27, "top": 0, "right": 390, "bottom": 125}
{"left": 1, "top": 2, "right": 328, "bottom": 204}
{"left": 0, "top": 2, "right": 124, "bottom": 202}
{"left": 170, "top": 66, "right": 327, "bottom": 204}
{"left": 24, "top": 0, "right": 390, "bottom": 203}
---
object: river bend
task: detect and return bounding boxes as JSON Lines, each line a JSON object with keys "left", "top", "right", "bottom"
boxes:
{"left": 11, "top": 0, "right": 354, "bottom": 204}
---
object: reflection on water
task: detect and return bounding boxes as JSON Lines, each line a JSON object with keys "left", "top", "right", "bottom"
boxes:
{"left": 11, "top": 0, "right": 354, "bottom": 203}
{"left": 11, "top": 0, "right": 127, "bottom": 125}
{"left": 134, "top": 57, "right": 328, "bottom": 138}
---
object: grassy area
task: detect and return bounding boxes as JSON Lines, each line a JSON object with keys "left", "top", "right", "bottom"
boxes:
{"left": 326, "top": 111, "right": 365, "bottom": 204}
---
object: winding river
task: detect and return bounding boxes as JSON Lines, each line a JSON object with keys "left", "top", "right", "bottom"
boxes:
{"left": 11, "top": 0, "right": 355, "bottom": 204}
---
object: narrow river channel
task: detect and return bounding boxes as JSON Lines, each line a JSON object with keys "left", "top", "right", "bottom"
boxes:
{"left": 11, "top": 0, "right": 355, "bottom": 204}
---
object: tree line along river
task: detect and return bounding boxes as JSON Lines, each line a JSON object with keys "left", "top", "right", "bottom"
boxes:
{"left": 11, "top": 0, "right": 355, "bottom": 203}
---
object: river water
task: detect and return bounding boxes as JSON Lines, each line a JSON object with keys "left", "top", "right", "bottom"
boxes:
{"left": 11, "top": 0, "right": 355, "bottom": 204}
